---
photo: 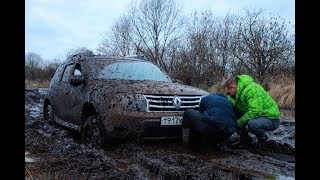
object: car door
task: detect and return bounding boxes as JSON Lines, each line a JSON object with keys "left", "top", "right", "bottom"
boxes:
{"left": 58, "top": 63, "right": 86, "bottom": 125}
{"left": 56, "top": 63, "right": 74, "bottom": 122}
{"left": 68, "top": 63, "right": 86, "bottom": 125}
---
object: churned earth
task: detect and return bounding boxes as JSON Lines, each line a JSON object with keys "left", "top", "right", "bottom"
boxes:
{"left": 25, "top": 88, "right": 295, "bottom": 179}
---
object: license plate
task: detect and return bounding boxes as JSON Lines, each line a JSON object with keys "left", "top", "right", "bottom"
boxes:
{"left": 160, "top": 116, "right": 182, "bottom": 126}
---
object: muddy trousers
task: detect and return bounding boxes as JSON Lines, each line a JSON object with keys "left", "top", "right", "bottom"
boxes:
{"left": 182, "top": 109, "right": 226, "bottom": 144}
{"left": 243, "top": 117, "right": 280, "bottom": 141}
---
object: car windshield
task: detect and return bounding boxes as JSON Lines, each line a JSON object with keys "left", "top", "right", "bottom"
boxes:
{"left": 97, "top": 61, "right": 172, "bottom": 82}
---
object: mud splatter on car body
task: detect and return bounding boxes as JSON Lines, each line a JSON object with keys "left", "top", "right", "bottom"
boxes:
{"left": 43, "top": 53, "right": 209, "bottom": 143}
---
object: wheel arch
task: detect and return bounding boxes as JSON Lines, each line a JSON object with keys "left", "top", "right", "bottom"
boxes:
{"left": 81, "top": 102, "right": 97, "bottom": 122}
{"left": 43, "top": 98, "right": 53, "bottom": 122}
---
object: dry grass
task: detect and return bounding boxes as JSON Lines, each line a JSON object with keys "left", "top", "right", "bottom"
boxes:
{"left": 25, "top": 80, "right": 50, "bottom": 88}
{"left": 207, "top": 83, "right": 225, "bottom": 94}
{"left": 267, "top": 73, "right": 295, "bottom": 86}
{"left": 268, "top": 83, "right": 295, "bottom": 110}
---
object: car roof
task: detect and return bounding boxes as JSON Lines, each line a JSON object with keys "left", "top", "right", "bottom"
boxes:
{"left": 67, "top": 54, "right": 150, "bottom": 64}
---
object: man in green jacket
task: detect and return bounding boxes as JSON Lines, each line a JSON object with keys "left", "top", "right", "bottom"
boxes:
{"left": 224, "top": 74, "right": 280, "bottom": 148}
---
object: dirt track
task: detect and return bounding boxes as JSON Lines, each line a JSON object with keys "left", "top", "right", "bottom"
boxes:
{"left": 25, "top": 88, "right": 295, "bottom": 179}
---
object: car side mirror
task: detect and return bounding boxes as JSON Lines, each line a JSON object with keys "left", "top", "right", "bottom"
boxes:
{"left": 70, "top": 75, "right": 85, "bottom": 86}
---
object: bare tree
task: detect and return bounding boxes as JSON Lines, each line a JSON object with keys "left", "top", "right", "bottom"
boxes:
{"left": 215, "top": 13, "right": 239, "bottom": 76}
{"left": 128, "top": 0, "right": 185, "bottom": 70}
{"left": 98, "top": 4, "right": 294, "bottom": 88}
{"left": 42, "top": 58, "right": 63, "bottom": 80}
{"left": 25, "top": 52, "right": 43, "bottom": 80}
{"left": 172, "top": 11, "right": 223, "bottom": 86}
{"left": 188, "top": 11, "right": 217, "bottom": 85}
{"left": 97, "top": 15, "right": 137, "bottom": 56}
{"left": 230, "top": 9, "right": 295, "bottom": 82}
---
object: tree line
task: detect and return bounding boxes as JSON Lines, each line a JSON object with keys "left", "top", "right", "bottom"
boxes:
{"left": 26, "top": 0, "right": 295, "bottom": 89}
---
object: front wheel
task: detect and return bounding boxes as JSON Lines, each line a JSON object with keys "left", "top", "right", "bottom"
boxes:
{"left": 81, "top": 115, "right": 106, "bottom": 148}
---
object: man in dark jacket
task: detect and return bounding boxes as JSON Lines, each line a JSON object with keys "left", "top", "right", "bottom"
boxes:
{"left": 181, "top": 93, "right": 237, "bottom": 148}
{"left": 224, "top": 74, "right": 280, "bottom": 148}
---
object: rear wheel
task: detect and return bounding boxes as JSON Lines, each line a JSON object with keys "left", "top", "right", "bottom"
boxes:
{"left": 43, "top": 104, "right": 54, "bottom": 123}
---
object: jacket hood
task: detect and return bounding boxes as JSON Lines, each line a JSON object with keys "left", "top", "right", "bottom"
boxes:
{"left": 236, "top": 74, "right": 254, "bottom": 93}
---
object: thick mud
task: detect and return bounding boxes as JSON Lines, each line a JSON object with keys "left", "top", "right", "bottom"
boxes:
{"left": 25, "top": 88, "right": 295, "bottom": 179}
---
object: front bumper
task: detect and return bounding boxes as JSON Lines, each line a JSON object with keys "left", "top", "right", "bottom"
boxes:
{"left": 100, "top": 108, "right": 184, "bottom": 139}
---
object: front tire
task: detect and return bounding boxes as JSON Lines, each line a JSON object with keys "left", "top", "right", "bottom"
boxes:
{"left": 81, "top": 115, "right": 106, "bottom": 148}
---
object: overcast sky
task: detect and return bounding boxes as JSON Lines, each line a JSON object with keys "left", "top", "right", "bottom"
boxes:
{"left": 25, "top": 0, "right": 295, "bottom": 63}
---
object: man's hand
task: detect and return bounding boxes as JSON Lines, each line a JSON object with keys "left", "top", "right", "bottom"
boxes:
{"left": 236, "top": 126, "right": 247, "bottom": 135}
{"left": 236, "top": 127, "right": 242, "bottom": 135}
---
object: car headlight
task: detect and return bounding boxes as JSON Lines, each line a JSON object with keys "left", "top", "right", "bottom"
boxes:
{"left": 117, "top": 94, "right": 148, "bottom": 112}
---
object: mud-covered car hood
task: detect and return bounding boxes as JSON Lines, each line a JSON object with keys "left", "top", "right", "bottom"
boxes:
{"left": 91, "top": 79, "right": 209, "bottom": 95}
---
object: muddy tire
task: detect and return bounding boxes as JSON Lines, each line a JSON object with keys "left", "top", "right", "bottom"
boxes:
{"left": 81, "top": 115, "right": 106, "bottom": 148}
{"left": 43, "top": 104, "right": 54, "bottom": 123}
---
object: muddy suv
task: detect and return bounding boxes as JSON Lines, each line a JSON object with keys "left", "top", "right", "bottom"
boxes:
{"left": 43, "top": 53, "right": 209, "bottom": 146}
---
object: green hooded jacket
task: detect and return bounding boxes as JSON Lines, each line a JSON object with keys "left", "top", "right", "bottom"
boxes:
{"left": 227, "top": 74, "right": 280, "bottom": 128}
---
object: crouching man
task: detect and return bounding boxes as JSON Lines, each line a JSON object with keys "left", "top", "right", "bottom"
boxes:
{"left": 224, "top": 74, "right": 280, "bottom": 148}
{"left": 181, "top": 93, "right": 237, "bottom": 149}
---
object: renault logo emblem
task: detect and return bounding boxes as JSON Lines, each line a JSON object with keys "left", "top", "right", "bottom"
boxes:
{"left": 173, "top": 96, "right": 182, "bottom": 109}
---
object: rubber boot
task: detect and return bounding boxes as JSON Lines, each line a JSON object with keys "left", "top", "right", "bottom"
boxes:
{"left": 254, "top": 135, "right": 268, "bottom": 149}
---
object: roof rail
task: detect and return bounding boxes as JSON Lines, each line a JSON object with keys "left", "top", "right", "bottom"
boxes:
{"left": 124, "top": 54, "right": 149, "bottom": 61}
{"left": 68, "top": 50, "right": 95, "bottom": 61}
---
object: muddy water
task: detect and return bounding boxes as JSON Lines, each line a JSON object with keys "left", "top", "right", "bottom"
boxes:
{"left": 25, "top": 88, "right": 295, "bottom": 179}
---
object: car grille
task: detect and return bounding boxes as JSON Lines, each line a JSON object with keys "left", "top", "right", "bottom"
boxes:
{"left": 143, "top": 94, "right": 203, "bottom": 112}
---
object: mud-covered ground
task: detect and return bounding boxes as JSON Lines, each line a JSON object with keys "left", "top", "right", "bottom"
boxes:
{"left": 25, "top": 88, "right": 295, "bottom": 179}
